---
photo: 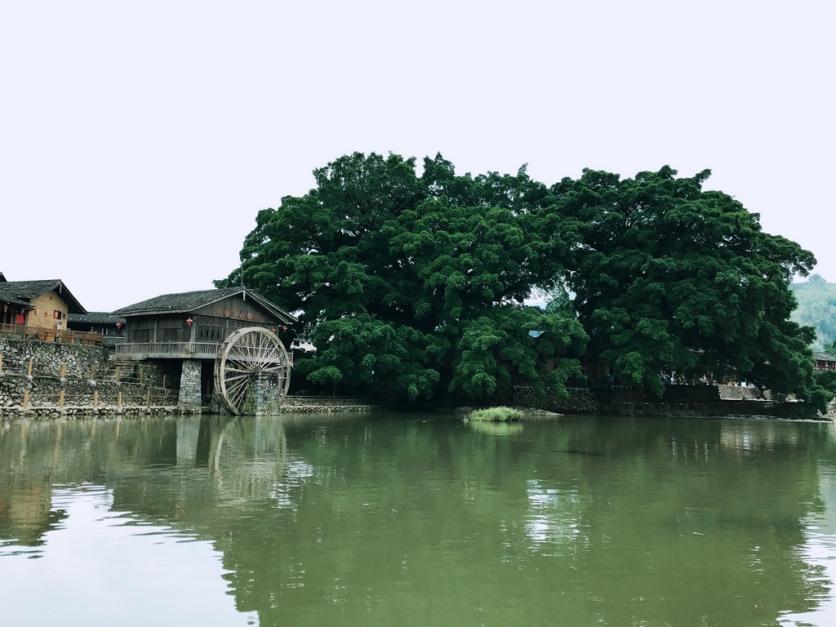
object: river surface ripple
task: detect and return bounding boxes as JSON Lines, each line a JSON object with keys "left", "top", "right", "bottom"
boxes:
{"left": 1, "top": 414, "right": 835, "bottom": 626}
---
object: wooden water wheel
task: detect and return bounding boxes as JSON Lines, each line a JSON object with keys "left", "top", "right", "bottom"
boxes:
{"left": 214, "top": 327, "right": 292, "bottom": 415}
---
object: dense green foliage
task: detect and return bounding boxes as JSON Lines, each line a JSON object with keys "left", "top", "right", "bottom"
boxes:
{"left": 555, "top": 167, "right": 824, "bottom": 406}
{"left": 468, "top": 407, "right": 524, "bottom": 422}
{"left": 816, "top": 370, "right": 836, "bottom": 400}
{"left": 220, "top": 153, "right": 831, "bottom": 410}
{"left": 790, "top": 275, "right": 836, "bottom": 350}
{"left": 219, "top": 154, "right": 586, "bottom": 402}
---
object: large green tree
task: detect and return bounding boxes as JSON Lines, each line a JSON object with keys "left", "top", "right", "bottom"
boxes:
{"left": 219, "top": 153, "right": 586, "bottom": 402}
{"left": 555, "top": 167, "right": 828, "bottom": 407}
{"left": 221, "top": 155, "right": 830, "bottom": 411}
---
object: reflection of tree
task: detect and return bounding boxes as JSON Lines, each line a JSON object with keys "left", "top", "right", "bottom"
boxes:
{"left": 0, "top": 416, "right": 835, "bottom": 625}
{"left": 210, "top": 418, "right": 836, "bottom": 625}
{"left": 467, "top": 420, "right": 524, "bottom": 437}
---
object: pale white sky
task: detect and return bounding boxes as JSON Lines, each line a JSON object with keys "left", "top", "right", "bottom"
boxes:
{"left": 1, "top": 0, "right": 834, "bottom": 311}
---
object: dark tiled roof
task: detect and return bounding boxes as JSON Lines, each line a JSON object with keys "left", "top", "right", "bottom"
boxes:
{"left": 0, "top": 279, "right": 86, "bottom": 313}
{"left": 114, "top": 288, "right": 297, "bottom": 324}
{"left": 68, "top": 312, "right": 126, "bottom": 326}
{"left": 814, "top": 352, "right": 836, "bottom": 362}
{"left": 0, "top": 293, "right": 31, "bottom": 308}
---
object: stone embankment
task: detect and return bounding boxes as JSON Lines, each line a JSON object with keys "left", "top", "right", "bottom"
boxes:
{"left": 514, "top": 385, "right": 824, "bottom": 420}
{"left": 0, "top": 337, "right": 178, "bottom": 420}
{"left": 279, "top": 396, "right": 380, "bottom": 413}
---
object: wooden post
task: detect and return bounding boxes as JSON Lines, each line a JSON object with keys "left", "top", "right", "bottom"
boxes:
{"left": 22, "top": 388, "right": 30, "bottom": 409}
{"left": 117, "top": 390, "right": 123, "bottom": 408}
{"left": 27, "top": 357, "right": 33, "bottom": 377}
{"left": 146, "top": 389, "right": 151, "bottom": 408}
{"left": 58, "top": 361, "right": 66, "bottom": 408}
{"left": 93, "top": 390, "right": 99, "bottom": 407}
{"left": 0, "top": 353, "right": 4, "bottom": 374}
{"left": 115, "top": 367, "right": 121, "bottom": 383}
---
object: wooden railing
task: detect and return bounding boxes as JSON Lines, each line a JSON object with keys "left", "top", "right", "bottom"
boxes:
{"left": 0, "top": 323, "right": 103, "bottom": 345}
{"left": 114, "top": 341, "right": 221, "bottom": 359}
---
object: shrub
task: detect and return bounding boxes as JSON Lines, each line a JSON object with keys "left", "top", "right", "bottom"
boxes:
{"left": 468, "top": 406, "right": 523, "bottom": 422}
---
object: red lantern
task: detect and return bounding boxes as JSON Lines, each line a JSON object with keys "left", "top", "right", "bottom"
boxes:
{"left": 115, "top": 321, "right": 123, "bottom": 330}
{"left": 185, "top": 317, "right": 193, "bottom": 328}
{"left": 281, "top": 325, "right": 288, "bottom": 333}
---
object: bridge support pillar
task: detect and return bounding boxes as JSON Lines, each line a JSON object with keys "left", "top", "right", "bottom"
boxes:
{"left": 178, "top": 359, "right": 202, "bottom": 411}
{"left": 252, "top": 373, "right": 281, "bottom": 416}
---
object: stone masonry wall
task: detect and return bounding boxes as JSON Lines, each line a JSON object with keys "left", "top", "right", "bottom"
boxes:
{"left": 0, "top": 336, "right": 109, "bottom": 378}
{"left": 0, "top": 337, "right": 179, "bottom": 419}
{"left": 177, "top": 360, "right": 202, "bottom": 409}
{"left": 513, "top": 385, "right": 822, "bottom": 420}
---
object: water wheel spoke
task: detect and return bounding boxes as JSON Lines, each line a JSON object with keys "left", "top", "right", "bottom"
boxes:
{"left": 226, "top": 375, "right": 249, "bottom": 394}
{"left": 229, "top": 382, "right": 249, "bottom": 410}
{"left": 227, "top": 377, "right": 249, "bottom": 404}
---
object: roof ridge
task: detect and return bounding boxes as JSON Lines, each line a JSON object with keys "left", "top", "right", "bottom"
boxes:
{"left": 113, "top": 287, "right": 295, "bottom": 324}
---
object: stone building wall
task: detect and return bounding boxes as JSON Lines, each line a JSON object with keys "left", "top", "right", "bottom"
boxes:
{"left": 24, "top": 291, "right": 70, "bottom": 330}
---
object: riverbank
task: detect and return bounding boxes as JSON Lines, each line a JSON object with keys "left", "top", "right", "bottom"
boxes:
{"left": 512, "top": 385, "right": 833, "bottom": 420}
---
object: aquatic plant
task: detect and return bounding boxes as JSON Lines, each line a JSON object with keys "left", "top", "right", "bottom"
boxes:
{"left": 468, "top": 406, "right": 523, "bottom": 422}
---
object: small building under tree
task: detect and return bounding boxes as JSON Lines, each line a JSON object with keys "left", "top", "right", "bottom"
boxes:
{"left": 814, "top": 352, "right": 836, "bottom": 371}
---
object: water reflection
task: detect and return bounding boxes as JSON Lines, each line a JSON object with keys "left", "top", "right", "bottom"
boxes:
{"left": 0, "top": 415, "right": 834, "bottom": 626}
{"left": 1, "top": 484, "right": 255, "bottom": 627}
{"left": 468, "top": 420, "right": 524, "bottom": 436}
{"left": 524, "top": 479, "right": 584, "bottom": 551}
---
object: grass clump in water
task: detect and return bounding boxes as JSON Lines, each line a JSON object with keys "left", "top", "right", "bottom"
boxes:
{"left": 468, "top": 406, "right": 523, "bottom": 422}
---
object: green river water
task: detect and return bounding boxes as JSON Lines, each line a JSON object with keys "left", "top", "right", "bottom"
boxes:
{"left": 1, "top": 413, "right": 835, "bottom": 626}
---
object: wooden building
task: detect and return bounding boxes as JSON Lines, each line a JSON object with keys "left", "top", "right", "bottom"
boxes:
{"left": 0, "top": 275, "right": 86, "bottom": 332}
{"left": 114, "top": 288, "right": 295, "bottom": 359}
{"left": 67, "top": 312, "right": 127, "bottom": 345}
{"left": 113, "top": 288, "right": 297, "bottom": 412}
{"left": 814, "top": 352, "right": 836, "bottom": 371}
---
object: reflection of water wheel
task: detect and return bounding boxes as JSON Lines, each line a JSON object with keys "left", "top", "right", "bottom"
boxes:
{"left": 214, "top": 327, "right": 292, "bottom": 415}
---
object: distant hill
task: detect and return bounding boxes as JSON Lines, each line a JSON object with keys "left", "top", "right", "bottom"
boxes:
{"left": 791, "top": 275, "right": 836, "bottom": 350}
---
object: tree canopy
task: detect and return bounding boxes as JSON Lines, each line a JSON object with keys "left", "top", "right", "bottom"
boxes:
{"left": 219, "top": 153, "right": 586, "bottom": 402}
{"left": 219, "top": 153, "right": 830, "bottom": 410}
{"left": 555, "top": 167, "right": 822, "bottom": 404}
